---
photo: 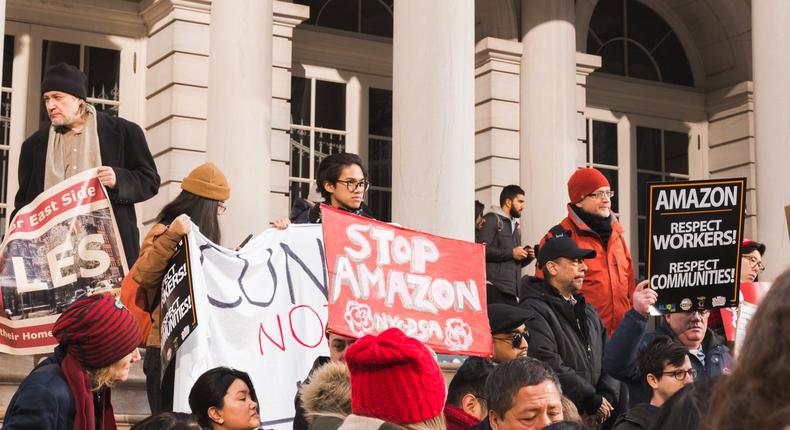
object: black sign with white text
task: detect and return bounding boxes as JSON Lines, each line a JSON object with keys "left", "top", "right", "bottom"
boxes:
{"left": 160, "top": 236, "right": 198, "bottom": 373}
{"left": 647, "top": 178, "right": 745, "bottom": 314}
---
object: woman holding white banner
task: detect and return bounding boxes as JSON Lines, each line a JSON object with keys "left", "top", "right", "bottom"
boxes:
{"left": 131, "top": 162, "right": 230, "bottom": 414}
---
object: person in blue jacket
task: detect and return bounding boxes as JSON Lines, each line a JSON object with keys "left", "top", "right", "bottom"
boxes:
{"left": 603, "top": 280, "right": 732, "bottom": 407}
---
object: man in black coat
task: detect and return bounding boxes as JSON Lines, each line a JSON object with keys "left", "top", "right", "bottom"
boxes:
{"left": 476, "top": 185, "right": 534, "bottom": 305}
{"left": 11, "top": 63, "right": 159, "bottom": 267}
{"left": 518, "top": 236, "right": 620, "bottom": 428}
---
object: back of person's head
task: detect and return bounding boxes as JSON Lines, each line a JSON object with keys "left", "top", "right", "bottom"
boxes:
{"left": 499, "top": 185, "right": 525, "bottom": 207}
{"left": 315, "top": 152, "right": 368, "bottom": 200}
{"left": 704, "top": 267, "right": 790, "bottom": 430}
{"left": 300, "top": 361, "right": 352, "bottom": 421}
{"left": 542, "top": 421, "right": 590, "bottom": 430}
{"left": 159, "top": 162, "right": 230, "bottom": 243}
{"left": 446, "top": 357, "right": 494, "bottom": 413}
{"left": 638, "top": 335, "right": 689, "bottom": 382}
{"left": 486, "top": 357, "right": 562, "bottom": 422}
{"left": 188, "top": 366, "right": 259, "bottom": 428}
{"left": 130, "top": 412, "right": 201, "bottom": 430}
{"left": 475, "top": 200, "right": 485, "bottom": 219}
{"left": 650, "top": 378, "right": 719, "bottom": 430}
{"left": 345, "top": 328, "right": 445, "bottom": 429}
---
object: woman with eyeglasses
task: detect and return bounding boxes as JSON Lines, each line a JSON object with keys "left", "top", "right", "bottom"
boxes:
{"left": 130, "top": 162, "right": 230, "bottom": 414}
{"left": 286, "top": 152, "right": 374, "bottom": 225}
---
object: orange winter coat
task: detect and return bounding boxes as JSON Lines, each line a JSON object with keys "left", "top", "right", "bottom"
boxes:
{"left": 534, "top": 205, "right": 635, "bottom": 335}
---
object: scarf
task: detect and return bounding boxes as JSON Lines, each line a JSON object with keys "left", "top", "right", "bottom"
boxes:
{"left": 44, "top": 103, "right": 102, "bottom": 190}
{"left": 572, "top": 205, "right": 613, "bottom": 249}
{"left": 60, "top": 351, "right": 117, "bottom": 430}
{"left": 444, "top": 404, "right": 481, "bottom": 430}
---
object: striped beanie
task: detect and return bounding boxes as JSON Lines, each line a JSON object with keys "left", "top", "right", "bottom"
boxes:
{"left": 345, "top": 328, "right": 446, "bottom": 424}
{"left": 52, "top": 293, "right": 142, "bottom": 369}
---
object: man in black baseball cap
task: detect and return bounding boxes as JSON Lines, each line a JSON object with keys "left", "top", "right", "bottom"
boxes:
{"left": 518, "top": 236, "right": 622, "bottom": 426}
{"left": 488, "top": 304, "right": 533, "bottom": 363}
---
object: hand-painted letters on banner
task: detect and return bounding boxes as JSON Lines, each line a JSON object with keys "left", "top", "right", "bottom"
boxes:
{"left": 321, "top": 205, "right": 492, "bottom": 356}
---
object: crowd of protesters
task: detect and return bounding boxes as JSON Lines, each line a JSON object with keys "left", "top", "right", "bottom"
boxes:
{"left": 2, "top": 62, "right": 790, "bottom": 430}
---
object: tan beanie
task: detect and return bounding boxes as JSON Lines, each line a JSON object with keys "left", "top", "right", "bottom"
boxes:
{"left": 181, "top": 162, "right": 230, "bottom": 201}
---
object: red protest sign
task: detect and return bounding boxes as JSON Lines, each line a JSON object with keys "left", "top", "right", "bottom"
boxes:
{"left": 321, "top": 205, "right": 491, "bottom": 357}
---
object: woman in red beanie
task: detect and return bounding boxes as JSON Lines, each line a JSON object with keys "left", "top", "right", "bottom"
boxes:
{"left": 3, "top": 293, "right": 143, "bottom": 429}
{"left": 341, "top": 328, "right": 447, "bottom": 430}
{"left": 130, "top": 162, "right": 231, "bottom": 414}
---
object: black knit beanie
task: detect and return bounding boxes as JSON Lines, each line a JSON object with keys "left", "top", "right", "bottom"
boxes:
{"left": 41, "top": 62, "right": 87, "bottom": 100}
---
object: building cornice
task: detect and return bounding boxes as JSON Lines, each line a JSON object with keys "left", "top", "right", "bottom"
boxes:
{"left": 7, "top": 0, "right": 146, "bottom": 37}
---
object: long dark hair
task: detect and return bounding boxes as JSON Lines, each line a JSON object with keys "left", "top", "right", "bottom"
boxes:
{"left": 157, "top": 191, "right": 221, "bottom": 244}
{"left": 703, "top": 268, "right": 790, "bottom": 430}
{"left": 189, "top": 367, "right": 259, "bottom": 428}
{"left": 651, "top": 378, "right": 719, "bottom": 430}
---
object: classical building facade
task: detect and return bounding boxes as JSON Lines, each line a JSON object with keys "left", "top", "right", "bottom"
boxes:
{"left": 0, "top": 0, "right": 789, "bottom": 424}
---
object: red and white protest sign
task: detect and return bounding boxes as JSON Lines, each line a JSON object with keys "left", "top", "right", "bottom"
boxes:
{"left": 0, "top": 168, "right": 127, "bottom": 354}
{"left": 720, "top": 281, "right": 771, "bottom": 350}
{"left": 322, "top": 205, "right": 491, "bottom": 357}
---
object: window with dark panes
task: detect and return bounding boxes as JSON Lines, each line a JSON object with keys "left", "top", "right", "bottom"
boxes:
{"left": 583, "top": 119, "right": 619, "bottom": 212}
{"left": 635, "top": 126, "right": 690, "bottom": 278}
{"left": 39, "top": 41, "right": 121, "bottom": 129}
{"left": 294, "top": 0, "right": 394, "bottom": 38}
{"left": 1, "top": 35, "right": 14, "bottom": 237}
{"left": 289, "top": 77, "right": 347, "bottom": 209}
{"left": 587, "top": 0, "right": 694, "bottom": 87}
{"left": 367, "top": 88, "right": 392, "bottom": 221}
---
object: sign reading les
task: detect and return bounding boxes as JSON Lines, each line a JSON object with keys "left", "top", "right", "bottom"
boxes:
{"left": 322, "top": 205, "right": 491, "bottom": 356}
{"left": 647, "top": 178, "right": 745, "bottom": 314}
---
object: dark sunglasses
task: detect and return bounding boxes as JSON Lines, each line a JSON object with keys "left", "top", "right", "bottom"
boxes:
{"left": 495, "top": 330, "right": 530, "bottom": 348}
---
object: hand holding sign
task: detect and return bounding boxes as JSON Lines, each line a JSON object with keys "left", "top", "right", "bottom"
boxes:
{"left": 632, "top": 280, "right": 657, "bottom": 317}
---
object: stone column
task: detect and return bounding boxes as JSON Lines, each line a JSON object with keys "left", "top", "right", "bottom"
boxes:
{"left": 752, "top": 0, "right": 790, "bottom": 279}
{"left": 520, "top": 0, "right": 578, "bottom": 244}
{"left": 391, "top": 0, "right": 475, "bottom": 241}
{"left": 206, "top": 0, "right": 273, "bottom": 247}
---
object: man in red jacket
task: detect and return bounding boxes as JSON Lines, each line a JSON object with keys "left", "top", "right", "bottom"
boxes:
{"left": 534, "top": 167, "right": 635, "bottom": 334}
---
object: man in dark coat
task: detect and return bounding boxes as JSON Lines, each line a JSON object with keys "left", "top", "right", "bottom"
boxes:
{"left": 518, "top": 236, "right": 620, "bottom": 427}
{"left": 11, "top": 62, "right": 159, "bottom": 267}
{"left": 603, "top": 281, "right": 732, "bottom": 406}
{"left": 476, "top": 185, "right": 534, "bottom": 305}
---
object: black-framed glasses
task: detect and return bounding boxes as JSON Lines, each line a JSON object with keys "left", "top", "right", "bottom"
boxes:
{"left": 586, "top": 190, "right": 615, "bottom": 200}
{"left": 661, "top": 368, "right": 697, "bottom": 381}
{"left": 742, "top": 255, "right": 765, "bottom": 272}
{"left": 335, "top": 179, "right": 370, "bottom": 192}
{"left": 494, "top": 330, "right": 530, "bottom": 348}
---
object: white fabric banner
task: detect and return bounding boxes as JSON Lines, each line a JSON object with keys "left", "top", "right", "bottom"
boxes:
{"left": 173, "top": 224, "right": 329, "bottom": 430}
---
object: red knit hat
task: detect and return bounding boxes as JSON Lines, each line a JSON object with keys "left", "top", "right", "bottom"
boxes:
{"left": 567, "top": 168, "right": 610, "bottom": 204}
{"left": 345, "top": 328, "right": 446, "bottom": 424}
{"left": 52, "top": 293, "right": 142, "bottom": 369}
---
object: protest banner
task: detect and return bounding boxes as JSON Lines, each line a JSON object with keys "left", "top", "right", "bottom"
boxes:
{"left": 172, "top": 224, "right": 329, "bottom": 430}
{"left": 321, "top": 205, "right": 491, "bottom": 356}
{"left": 0, "top": 168, "right": 127, "bottom": 354}
{"left": 646, "top": 178, "right": 745, "bottom": 314}
{"left": 160, "top": 236, "right": 198, "bottom": 371}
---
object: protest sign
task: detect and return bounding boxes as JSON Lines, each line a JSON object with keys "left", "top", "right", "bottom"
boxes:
{"left": 646, "top": 178, "right": 745, "bottom": 314}
{"left": 0, "top": 169, "right": 127, "bottom": 354}
{"left": 172, "top": 224, "right": 329, "bottom": 430}
{"left": 160, "top": 236, "right": 198, "bottom": 371}
{"left": 322, "top": 205, "right": 491, "bottom": 356}
{"left": 720, "top": 281, "right": 771, "bottom": 350}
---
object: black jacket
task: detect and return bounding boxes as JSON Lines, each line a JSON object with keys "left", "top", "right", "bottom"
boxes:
{"left": 603, "top": 309, "right": 732, "bottom": 406}
{"left": 4, "top": 345, "right": 76, "bottom": 429}
{"left": 612, "top": 403, "right": 657, "bottom": 430}
{"left": 518, "top": 277, "right": 619, "bottom": 415}
{"left": 291, "top": 200, "right": 374, "bottom": 224}
{"left": 12, "top": 112, "right": 160, "bottom": 267}
{"left": 476, "top": 209, "right": 531, "bottom": 298}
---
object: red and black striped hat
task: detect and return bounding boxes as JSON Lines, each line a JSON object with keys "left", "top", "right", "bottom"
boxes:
{"left": 52, "top": 293, "right": 142, "bottom": 369}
